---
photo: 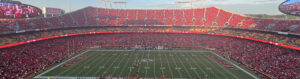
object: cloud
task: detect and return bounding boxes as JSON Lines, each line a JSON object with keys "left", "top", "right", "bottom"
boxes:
{"left": 189, "top": 0, "right": 282, "bottom": 5}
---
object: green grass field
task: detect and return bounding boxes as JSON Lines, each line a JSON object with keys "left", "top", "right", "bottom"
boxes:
{"left": 35, "top": 50, "right": 257, "bottom": 79}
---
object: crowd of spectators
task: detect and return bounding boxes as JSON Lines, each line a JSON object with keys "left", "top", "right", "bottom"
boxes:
{"left": 217, "top": 29, "right": 300, "bottom": 47}
{"left": 0, "top": 6, "right": 299, "bottom": 79}
{"left": 0, "top": 33, "right": 299, "bottom": 78}
{"left": 0, "top": 26, "right": 220, "bottom": 46}
{"left": 0, "top": 7, "right": 299, "bottom": 34}
{"left": 1, "top": 26, "right": 298, "bottom": 49}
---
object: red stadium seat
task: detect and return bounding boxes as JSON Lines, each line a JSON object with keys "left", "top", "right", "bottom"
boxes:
{"left": 71, "top": 9, "right": 86, "bottom": 26}
{"left": 183, "top": 9, "right": 194, "bottom": 26}
{"left": 194, "top": 8, "right": 205, "bottom": 26}
{"left": 85, "top": 7, "right": 99, "bottom": 26}
{"left": 215, "top": 9, "right": 232, "bottom": 26}
{"left": 164, "top": 9, "right": 174, "bottom": 25}
{"left": 174, "top": 9, "right": 184, "bottom": 26}
{"left": 228, "top": 14, "right": 244, "bottom": 27}
{"left": 204, "top": 7, "right": 219, "bottom": 26}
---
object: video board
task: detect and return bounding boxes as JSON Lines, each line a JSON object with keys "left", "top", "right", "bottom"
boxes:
{"left": 0, "top": 2, "right": 42, "bottom": 18}
{"left": 279, "top": 0, "right": 300, "bottom": 16}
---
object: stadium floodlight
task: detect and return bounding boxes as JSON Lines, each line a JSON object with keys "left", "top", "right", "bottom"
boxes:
{"left": 112, "top": 1, "right": 128, "bottom": 9}
{"left": 175, "top": 0, "right": 205, "bottom": 9}
{"left": 112, "top": 1, "right": 127, "bottom": 4}
{"left": 97, "top": 0, "right": 112, "bottom": 8}
{"left": 175, "top": 1, "right": 191, "bottom": 9}
{"left": 175, "top": 1, "right": 190, "bottom": 4}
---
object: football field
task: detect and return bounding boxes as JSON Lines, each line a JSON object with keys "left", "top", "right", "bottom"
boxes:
{"left": 35, "top": 50, "right": 258, "bottom": 79}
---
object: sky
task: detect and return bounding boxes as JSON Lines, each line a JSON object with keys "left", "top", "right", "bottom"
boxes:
{"left": 282, "top": 0, "right": 299, "bottom": 5}
{"left": 15, "top": 0, "right": 287, "bottom": 15}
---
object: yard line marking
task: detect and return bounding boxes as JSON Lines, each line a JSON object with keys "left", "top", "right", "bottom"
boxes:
{"left": 82, "top": 52, "right": 113, "bottom": 76}
{"left": 191, "top": 52, "right": 218, "bottom": 78}
{"left": 100, "top": 51, "right": 124, "bottom": 76}
{"left": 201, "top": 53, "right": 229, "bottom": 79}
{"left": 137, "top": 50, "right": 146, "bottom": 76}
{"left": 204, "top": 54, "right": 239, "bottom": 79}
{"left": 128, "top": 51, "right": 139, "bottom": 76}
{"left": 185, "top": 52, "right": 208, "bottom": 76}
{"left": 34, "top": 50, "right": 90, "bottom": 78}
{"left": 163, "top": 51, "right": 174, "bottom": 78}
{"left": 145, "top": 51, "right": 150, "bottom": 77}
{"left": 71, "top": 52, "right": 109, "bottom": 76}
{"left": 182, "top": 52, "right": 201, "bottom": 78}
{"left": 159, "top": 51, "right": 165, "bottom": 77}
{"left": 118, "top": 52, "right": 134, "bottom": 77}
{"left": 153, "top": 51, "right": 156, "bottom": 77}
{"left": 36, "top": 76, "right": 208, "bottom": 79}
{"left": 210, "top": 52, "right": 259, "bottom": 79}
{"left": 89, "top": 50, "right": 132, "bottom": 51}
{"left": 57, "top": 51, "right": 103, "bottom": 76}
{"left": 170, "top": 53, "right": 183, "bottom": 78}
{"left": 77, "top": 52, "right": 110, "bottom": 76}
{"left": 111, "top": 52, "right": 129, "bottom": 76}
{"left": 91, "top": 51, "right": 119, "bottom": 76}
{"left": 174, "top": 52, "right": 192, "bottom": 78}
{"left": 34, "top": 50, "right": 89, "bottom": 78}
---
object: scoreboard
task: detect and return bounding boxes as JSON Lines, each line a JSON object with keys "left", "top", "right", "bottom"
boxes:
{"left": 279, "top": 0, "right": 300, "bottom": 16}
{"left": 0, "top": 2, "right": 42, "bottom": 18}
{"left": 43, "top": 7, "right": 64, "bottom": 17}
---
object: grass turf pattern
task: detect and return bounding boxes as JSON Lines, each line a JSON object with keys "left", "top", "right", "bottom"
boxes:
{"left": 41, "top": 50, "right": 254, "bottom": 79}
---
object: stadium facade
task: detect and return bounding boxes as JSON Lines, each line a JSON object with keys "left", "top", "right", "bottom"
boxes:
{"left": 0, "top": 6, "right": 299, "bottom": 79}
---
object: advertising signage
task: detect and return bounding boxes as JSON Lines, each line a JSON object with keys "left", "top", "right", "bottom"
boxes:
{"left": 279, "top": 0, "right": 300, "bottom": 16}
{"left": 0, "top": 2, "right": 42, "bottom": 18}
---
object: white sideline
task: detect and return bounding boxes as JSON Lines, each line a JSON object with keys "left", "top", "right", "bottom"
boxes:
{"left": 34, "top": 50, "right": 259, "bottom": 79}
{"left": 34, "top": 50, "right": 90, "bottom": 79}
{"left": 34, "top": 76, "right": 189, "bottom": 79}
{"left": 210, "top": 52, "right": 259, "bottom": 79}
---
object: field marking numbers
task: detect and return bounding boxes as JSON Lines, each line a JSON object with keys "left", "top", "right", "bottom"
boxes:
{"left": 58, "top": 51, "right": 103, "bottom": 76}
{"left": 81, "top": 52, "right": 111, "bottom": 76}
{"left": 170, "top": 53, "right": 183, "bottom": 78}
{"left": 99, "top": 66, "right": 105, "bottom": 69}
{"left": 34, "top": 50, "right": 90, "bottom": 78}
{"left": 144, "top": 67, "right": 150, "bottom": 69}
{"left": 163, "top": 52, "right": 174, "bottom": 78}
{"left": 137, "top": 50, "right": 146, "bottom": 76}
{"left": 182, "top": 53, "right": 201, "bottom": 78}
{"left": 145, "top": 51, "right": 150, "bottom": 77}
{"left": 111, "top": 52, "right": 128, "bottom": 76}
{"left": 35, "top": 50, "right": 258, "bottom": 79}
{"left": 185, "top": 53, "right": 208, "bottom": 76}
{"left": 118, "top": 52, "right": 133, "bottom": 76}
{"left": 203, "top": 54, "right": 238, "bottom": 79}
{"left": 91, "top": 52, "right": 119, "bottom": 76}
{"left": 174, "top": 53, "right": 192, "bottom": 77}
{"left": 159, "top": 51, "right": 165, "bottom": 77}
{"left": 189, "top": 53, "right": 216, "bottom": 77}
{"left": 100, "top": 52, "right": 124, "bottom": 76}
{"left": 128, "top": 51, "right": 139, "bottom": 76}
{"left": 153, "top": 51, "right": 156, "bottom": 77}
{"left": 210, "top": 52, "right": 259, "bottom": 79}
